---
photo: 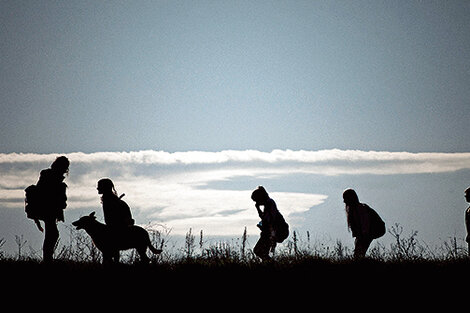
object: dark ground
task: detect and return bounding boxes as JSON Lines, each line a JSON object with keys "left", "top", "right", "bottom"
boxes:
{"left": 2, "top": 257, "right": 468, "bottom": 305}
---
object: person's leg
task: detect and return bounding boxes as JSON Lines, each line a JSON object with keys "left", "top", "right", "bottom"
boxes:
{"left": 354, "top": 237, "right": 372, "bottom": 258}
{"left": 43, "top": 219, "right": 59, "bottom": 263}
{"left": 270, "top": 242, "right": 277, "bottom": 255}
{"left": 254, "top": 232, "right": 272, "bottom": 261}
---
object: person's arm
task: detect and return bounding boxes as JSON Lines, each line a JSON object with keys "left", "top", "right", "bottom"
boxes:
{"left": 263, "top": 199, "right": 277, "bottom": 224}
{"left": 263, "top": 200, "right": 278, "bottom": 239}
{"left": 255, "top": 203, "right": 264, "bottom": 218}
{"left": 34, "top": 219, "right": 43, "bottom": 232}
{"left": 359, "top": 204, "right": 371, "bottom": 237}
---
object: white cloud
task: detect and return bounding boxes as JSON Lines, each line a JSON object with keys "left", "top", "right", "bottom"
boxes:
{"left": 3, "top": 149, "right": 470, "bottom": 171}
{"left": 1, "top": 149, "right": 469, "bottom": 235}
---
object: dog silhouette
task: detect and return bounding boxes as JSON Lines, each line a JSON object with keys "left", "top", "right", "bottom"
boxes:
{"left": 72, "top": 212, "right": 162, "bottom": 264}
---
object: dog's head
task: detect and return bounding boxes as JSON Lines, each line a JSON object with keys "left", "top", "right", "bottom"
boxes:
{"left": 72, "top": 212, "right": 97, "bottom": 230}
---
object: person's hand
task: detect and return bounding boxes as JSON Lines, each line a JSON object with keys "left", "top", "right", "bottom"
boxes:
{"left": 34, "top": 219, "right": 44, "bottom": 232}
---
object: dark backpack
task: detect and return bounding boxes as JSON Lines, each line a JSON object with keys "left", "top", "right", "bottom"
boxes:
{"left": 273, "top": 211, "right": 289, "bottom": 243}
{"left": 24, "top": 184, "right": 45, "bottom": 220}
{"left": 368, "top": 206, "right": 386, "bottom": 239}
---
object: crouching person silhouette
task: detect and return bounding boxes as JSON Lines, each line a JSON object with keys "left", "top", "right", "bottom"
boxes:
{"left": 251, "top": 186, "right": 289, "bottom": 261}
{"left": 97, "top": 178, "right": 134, "bottom": 229}
{"left": 343, "top": 189, "right": 385, "bottom": 258}
{"left": 72, "top": 178, "right": 162, "bottom": 264}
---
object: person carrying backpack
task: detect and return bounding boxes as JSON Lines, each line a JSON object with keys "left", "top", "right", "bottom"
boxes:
{"left": 251, "top": 186, "right": 289, "bottom": 261}
{"left": 25, "top": 156, "right": 69, "bottom": 263}
{"left": 343, "top": 188, "right": 385, "bottom": 258}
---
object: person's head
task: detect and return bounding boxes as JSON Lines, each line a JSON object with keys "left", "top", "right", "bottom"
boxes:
{"left": 51, "top": 156, "right": 69, "bottom": 176}
{"left": 343, "top": 189, "right": 360, "bottom": 207}
{"left": 465, "top": 187, "right": 470, "bottom": 203}
{"left": 97, "top": 178, "right": 117, "bottom": 196}
{"left": 251, "top": 186, "right": 269, "bottom": 205}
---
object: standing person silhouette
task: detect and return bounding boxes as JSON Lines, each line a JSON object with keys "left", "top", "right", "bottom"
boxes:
{"left": 251, "top": 186, "right": 279, "bottom": 261}
{"left": 36, "top": 156, "right": 69, "bottom": 263}
{"left": 343, "top": 188, "right": 382, "bottom": 258}
{"left": 464, "top": 187, "right": 470, "bottom": 256}
{"left": 97, "top": 178, "right": 134, "bottom": 230}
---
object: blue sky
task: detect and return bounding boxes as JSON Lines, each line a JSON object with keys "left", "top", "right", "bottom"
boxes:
{"left": 0, "top": 1, "right": 469, "bottom": 255}
{"left": 2, "top": 1, "right": 469, "bottom": 153}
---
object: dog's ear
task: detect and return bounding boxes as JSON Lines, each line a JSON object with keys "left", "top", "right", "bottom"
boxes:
{"left": 89, "top": 211, "right": 96, "bottom": 218}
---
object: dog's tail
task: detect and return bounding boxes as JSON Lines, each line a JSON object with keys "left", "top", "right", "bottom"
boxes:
{"left": 148, "top": 243, "right": 163, "bottom": 255}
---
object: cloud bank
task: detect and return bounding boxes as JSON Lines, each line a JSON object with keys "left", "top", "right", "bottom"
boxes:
{"left": 1, "top": 149, "right": 469, "bottom": 235}
{"left": 2, "top": 149, "right": 469, "bottom": 173}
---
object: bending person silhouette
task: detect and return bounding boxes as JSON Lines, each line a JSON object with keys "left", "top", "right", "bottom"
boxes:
{"left": 251, "top": 186, "right": 280, "bottom": 261}
{"left": 97, "top": 178, "right": 135, "bottom": 230}
{"left": 36, "top": 156, "right": 69, "bottom": 263}
{"left": 465, "top": 187, "right": 470, "bottom": 256}
{"left": 343, "top": 189, "right": 385, "bottom": 258}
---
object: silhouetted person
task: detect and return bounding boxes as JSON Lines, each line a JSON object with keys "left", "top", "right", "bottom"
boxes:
{"left": 97, "top": 178, "right": 134, "bottom": 230}
{"left": 251, "top": 186, "right": 280, "bottom": 261}
{"left": 464, "top": 187, "right": 470, "bottom": 256}
{"left": 36, "top": 156, "right": 69, "bottom": 263}
{"left": 343, "top": 189, "right": 385, "bottom": 258}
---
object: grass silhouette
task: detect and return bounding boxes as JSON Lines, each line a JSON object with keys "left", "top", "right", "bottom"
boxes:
{"left": 2, "top": 222, "right": 470, "bottom": 299}
{"left": 2, "top": 224, "right": 469, "bottom": 260}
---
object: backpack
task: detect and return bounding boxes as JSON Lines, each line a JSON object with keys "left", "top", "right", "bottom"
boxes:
{"left": 24, "top": 184, "right": 45, "bottom": 220}
{"left": 117, "top": 194, "right": 135, "bottom": 226}
{"left": 367, "top": 206, "right": 386, "bottom": 239}
{"left": 273, "top": 211, "right": 289, "bottom": 243}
